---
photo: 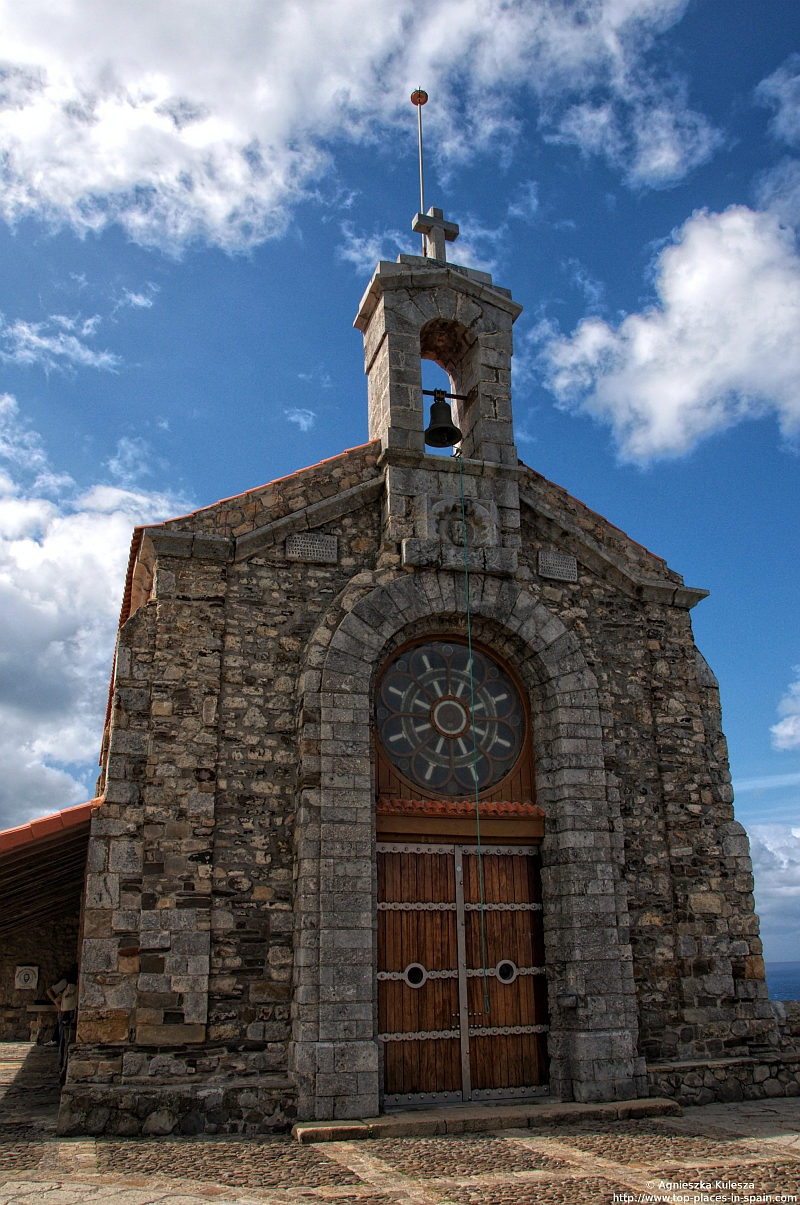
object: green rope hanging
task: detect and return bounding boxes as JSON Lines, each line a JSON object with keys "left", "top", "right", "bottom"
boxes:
{"left": 458, "top": 451, "right": 491, "bottom": 1019}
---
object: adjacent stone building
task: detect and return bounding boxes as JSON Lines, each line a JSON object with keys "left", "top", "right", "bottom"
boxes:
{"left": 59, "top": 210, "right": 782, "bottom": 1136}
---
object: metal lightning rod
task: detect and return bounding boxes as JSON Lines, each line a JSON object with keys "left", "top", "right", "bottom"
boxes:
{"left": 411, "top": 88, "right": 428, "bottom": 254}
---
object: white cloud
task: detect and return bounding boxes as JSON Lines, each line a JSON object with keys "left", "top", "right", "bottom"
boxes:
{"left": 450, "top": 218, "right": 508, "bottom": 275}
{"left": 534, "top": 56, "right": 800, "bottom": 462}
{"left": 551, "top": 78, "right": 719, "bottom": 189}
{"left": 106, "top": 436, "right": 152, "bottom": 487}
{"left": 113, "top": 287, "right": 157, "bottom": 312}
{"left": 508, "top": 181, "right": 539, "bottom": 223}
{"left": 0, "top": 312, "right": 120, "bottom": 374}
{"left": 757, "top": 54, "right": 800, "bottom": 148}
{"left": 285, "top": 408, "right": 316, "bottom": 433}
{"left": 0, "top": 393, "right": 49, "bottom": 477}
{"left": 749, "top": 825, "right": 800, "bottom": 962}
{"left": 735, "top": 771, "right": 800, "bottom": 793}
{"left": 564, "top": 258, "right": 606, "bottom": 311}
{"left": 541, "top": 205, "right": 800, "bottom": 460}
{"left": 756, "top": 157, "right": 800, "bottom": 230}
{"left": 772, "top": 668, "right": 800, "bottom": 752}
{"left": 754, "top": 55, "right": 800, "bottom": 230}
{"left": 0, "top": 0, "right": 713, "bottom": 252}
{"left": 0, "top": 396, "right": 178, "bottom": 830}
{"left": 297, "top": 367, "right": 333, "bottom": 389}
{"left": 337, "top": 224, "right": 414, "bottom": 272}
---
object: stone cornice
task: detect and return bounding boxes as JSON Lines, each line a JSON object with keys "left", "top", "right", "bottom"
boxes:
{"left": 378, "top": 446, "right": 524, "bottom": 480}
{"left": 143, "top": 530, "right": 233, "bottom": 561}
{"left": 519, "top": 488, "right": 709, "bottom": 610}
{"left": 354, "top": 259, "right": 523, "bottom": 333}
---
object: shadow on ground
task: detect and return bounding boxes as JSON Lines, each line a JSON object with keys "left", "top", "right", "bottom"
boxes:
{"left": 0, "top": 1042, "right": 60, "bottom": 1134}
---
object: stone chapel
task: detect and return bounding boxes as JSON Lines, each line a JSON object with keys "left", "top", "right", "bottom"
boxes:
{"left": 57, "top": 207, "right": 778, "bottom": 1136}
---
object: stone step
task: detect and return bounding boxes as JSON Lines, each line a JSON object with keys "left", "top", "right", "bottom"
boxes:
{"left": 292, "top": 1096, "right": 681, "bottom": 1143}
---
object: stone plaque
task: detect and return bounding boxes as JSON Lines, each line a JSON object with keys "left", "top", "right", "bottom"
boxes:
{"left": 286, "top": 533, "right": 338, "bottom": 564}
{"left": 14, "top": 965, "right": 38, "bottom": 990}
{"left": 538, "top": 550, "right": 578, "bottom": 582}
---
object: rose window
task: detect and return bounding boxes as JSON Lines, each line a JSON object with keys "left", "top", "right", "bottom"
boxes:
{"left": 375, "top": 641, "right": 524, "bottom": 795}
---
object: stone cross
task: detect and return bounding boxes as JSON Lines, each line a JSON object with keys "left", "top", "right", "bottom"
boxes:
{"left": 412, "top": 206, "right": 459, "bottom": 263}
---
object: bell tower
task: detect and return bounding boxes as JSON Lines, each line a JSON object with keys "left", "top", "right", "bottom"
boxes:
{"left": 354, "top": 213, "right": 523, "bottom": 466}
{"left": 354, "top": 209, "right": 525, "bottom": 576}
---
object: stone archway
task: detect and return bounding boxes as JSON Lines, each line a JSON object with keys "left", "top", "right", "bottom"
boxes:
{"left": 289, "top": 569, "right": 642, "bottom": 1121}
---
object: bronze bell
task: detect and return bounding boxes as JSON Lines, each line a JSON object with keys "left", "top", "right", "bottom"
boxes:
{"left": 424, "top": 389, "right": 463, "bottom": 448}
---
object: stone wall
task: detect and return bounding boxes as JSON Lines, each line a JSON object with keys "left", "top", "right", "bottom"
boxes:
{"left": 159, "top": 443, "right": 381, "bottom": 540}
{"left": 63, "top": 379, "right": 766, "bottom": 1128}
{"left": 0, "top": 910, "right": 80, "bottom": 1041}
{"left": 648, "top": 1050, "right": 800, "bottom": 1105}
{"left": 63, "top": 451, "right": 384, "bottom": 1135}
{"left": 645, "top": 929, "right": 793, "bottom": 1114}
{"left": 517, "top": 469, "right": 770, "bottom": 1065}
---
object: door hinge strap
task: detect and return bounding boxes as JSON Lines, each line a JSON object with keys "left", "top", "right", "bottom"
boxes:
{"left": 378, "top": 1022, "right": 549, "bottom": 1042}
{"left": 467, "top": 965, "right": 546, "bottom": 977}
{"left": 469, "top": 1024, "right": 549, "bottom": 1036}
{"left": 377, "top": 966, "right": 545, "bottom": 980}
{"left": 378, "top": 1029, "right": 460, "bottom": 1042}
{"left": 377, "top": 969, "right": 458, "bottom": 980}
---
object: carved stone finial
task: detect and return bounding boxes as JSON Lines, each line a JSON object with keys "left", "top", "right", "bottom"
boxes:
{"left": 412, "top": 206, "right": 459, "bottom": 264}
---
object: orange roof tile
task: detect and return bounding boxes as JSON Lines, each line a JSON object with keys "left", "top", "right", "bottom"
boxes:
{"left": 149, "top": 440, "right": 378, "bottom": 529}
{"left": 0, "top": 797, "right": 103, "bottom": 854}
{"left": 376, "top": 798, "right": 543, "bottom": 818}
{"left": 520, "top": 460, "right": 666, "bottom": 566}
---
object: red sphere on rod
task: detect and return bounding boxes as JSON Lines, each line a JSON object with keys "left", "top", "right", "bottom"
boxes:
{"left": 411, "top": 89, "right": 428, "bottom": 243}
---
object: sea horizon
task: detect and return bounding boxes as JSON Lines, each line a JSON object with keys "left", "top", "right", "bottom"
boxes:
{"left": 766, "top": 962, "right": 800, "bottom": 1002}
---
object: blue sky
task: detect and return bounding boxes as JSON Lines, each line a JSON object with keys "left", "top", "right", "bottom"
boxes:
{"left": 0, "top": 0, "right": 799, "bottom": 957}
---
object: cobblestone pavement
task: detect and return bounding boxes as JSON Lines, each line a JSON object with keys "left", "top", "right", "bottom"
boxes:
{"left": 3, "top": 1044, "right": 800, "bottom": 1204}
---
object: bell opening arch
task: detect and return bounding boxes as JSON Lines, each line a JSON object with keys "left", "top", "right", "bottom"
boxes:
{"left": 419, "top": 317, "right": 483, "bottom": 461}
{"left": 357, "top": 260, "right": 521, "bottom": 464}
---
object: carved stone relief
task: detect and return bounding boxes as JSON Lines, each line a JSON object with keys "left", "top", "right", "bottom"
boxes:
{"left": 415, "top": 494, "right": 500, "bottom": 548}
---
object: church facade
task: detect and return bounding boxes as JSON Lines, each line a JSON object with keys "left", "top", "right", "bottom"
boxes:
{"left": 58, "top": 215, "right": 775, "bottom": 1136}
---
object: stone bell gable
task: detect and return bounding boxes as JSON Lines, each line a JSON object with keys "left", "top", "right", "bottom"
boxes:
{"left": 355, "top": 255, "right": 521, "bottom": 465}
{"left": 60, "top": 239, "right": 776, "bottom": 1138}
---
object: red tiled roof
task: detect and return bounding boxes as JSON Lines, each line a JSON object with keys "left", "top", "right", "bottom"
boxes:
{"left": 150, "top": 440, "right": 378, "bottom": 530}
{"left": 0, "top": 797, "right": 103, "bottom": 854}
{"left": 376, "top": 798, "right": 543, "bottom": 818}
{"left": 520, "top": 461, "right": 666, "bottom": 567}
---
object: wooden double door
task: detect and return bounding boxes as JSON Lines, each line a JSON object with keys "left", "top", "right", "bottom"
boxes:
{"left": 377, "top": 841, "right": 549, "bottom": 1106}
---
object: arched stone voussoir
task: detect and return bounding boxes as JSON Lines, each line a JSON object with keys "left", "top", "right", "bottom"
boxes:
{"left": 332, "top": 611, "right": 387, "bottom": 660}
{"left": 291, "top": 566, "right": 640, "bottom": 1119}
{"left": 540, "top": 639, "right": 599, "bottom": 690}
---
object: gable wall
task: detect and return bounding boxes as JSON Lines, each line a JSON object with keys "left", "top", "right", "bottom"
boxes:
{"left": 61, "top": 469, "right": 384, "bottom": 1136}
{"left": 517, "top": 491, "right": 769, "bottom": 1064}
{"left": 159, "top": 443, "right": 381, "bottom": 539}
{"left": 61, "top": 445, "right": 769, "bottom": 1134}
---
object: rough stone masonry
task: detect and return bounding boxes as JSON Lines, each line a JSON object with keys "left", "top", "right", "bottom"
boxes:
{"left": 58, "top": 212, "right": 796, "bottom": 1138}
